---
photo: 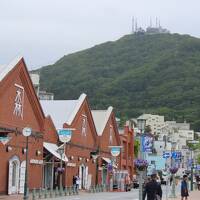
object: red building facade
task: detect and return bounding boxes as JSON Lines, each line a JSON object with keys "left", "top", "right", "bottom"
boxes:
{"left": 92, "top": 107, "right": 121, "bottom": 185}
{"left": 0, "top": 57, "right": 45, "bottom": 194}
{"left": 119, "top": 122, "right": 134, "bottom": 180}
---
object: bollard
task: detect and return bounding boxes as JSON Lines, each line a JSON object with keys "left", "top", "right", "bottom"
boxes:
{"left": 38, "top": 188, "right": 43, "bottom": 199}
{"left": 93, "top": 186, "right": 95, "bottom": 193}
{"left": 32, "top": 188, "right": 36, "bottom": 200}
{"left": 64, "top": 187, "right": 68, "bottom": 196}
{"left": 69, "top": 186, "right": 72, "bottom": 196}
{"left": 55, "top": 186, "right": 59, "bottom": 197}
{"left": 50, "top": 189, "right": 53, "bottom": 198}
{"left": 44, "top": 188, "right": 48, "bottom": 198}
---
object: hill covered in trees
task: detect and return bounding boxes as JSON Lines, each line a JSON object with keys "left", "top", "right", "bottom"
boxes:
{"left": 38, "top": 33, "right": 200, "bottom": 130}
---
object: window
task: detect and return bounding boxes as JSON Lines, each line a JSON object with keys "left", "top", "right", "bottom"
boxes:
{"left": 12, "top": 162, "right": 17, "bottom": 186}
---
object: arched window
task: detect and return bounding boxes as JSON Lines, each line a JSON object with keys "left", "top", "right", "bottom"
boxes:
{"left": 12, "top": 162, "right": 17, "bottom": 186}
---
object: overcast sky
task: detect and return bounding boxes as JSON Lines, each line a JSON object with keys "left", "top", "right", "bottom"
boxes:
{"left": 0, "top": 0, "right": 200, "bottom": 69}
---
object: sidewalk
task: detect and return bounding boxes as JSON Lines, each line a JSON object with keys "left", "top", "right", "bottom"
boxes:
{"left": 172, "top": 190, "right": 199, "bottom": 200}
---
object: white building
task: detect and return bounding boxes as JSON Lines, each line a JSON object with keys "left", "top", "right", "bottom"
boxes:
{"left": 30, "top": 73, "right": 40, "bottom": 96}
{"left": 137, "top": 114, "right": 165, "bottom": 135}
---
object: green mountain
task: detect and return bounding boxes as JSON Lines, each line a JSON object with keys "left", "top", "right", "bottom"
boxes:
{"left": 38, "top": 33, "right": 200, "bottom": 130}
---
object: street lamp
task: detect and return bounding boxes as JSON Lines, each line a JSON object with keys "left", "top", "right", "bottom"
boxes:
{"left": 57, "top": 146, "right": 65, "bottom": 193}
{"left": 22, "top": 127, "right": 32, "bottom": 200}
{"left": 187, "top": 140, "right": 199, "bottom": 191}
{"left": 137, "top": 118, "right": 146, "bottom": 200}
{"left": 90, "top": 149, "right": 100, "bottom": 186}
{"left": 109, "top": 146, "right": 121, "bottom": 191}
{"left": 57, "top": 128, "right": 73, "bottom": 194}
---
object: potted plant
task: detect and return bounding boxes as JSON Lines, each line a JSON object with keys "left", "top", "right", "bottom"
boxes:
{"left": 134, "top": 159, "right": 148, "bottom": 171}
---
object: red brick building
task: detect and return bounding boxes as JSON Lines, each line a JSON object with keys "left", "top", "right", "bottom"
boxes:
{"left": 92, "top": 107, "right": 121, "bottom": 185}
{"left": 40, "top": 94, "right": 98, "bottom": 189}
{"left": 0, "top": 57, "right": 45, "bottom": 194}
{"left": 119, "top": 122, "right": 134, "bottom": 180}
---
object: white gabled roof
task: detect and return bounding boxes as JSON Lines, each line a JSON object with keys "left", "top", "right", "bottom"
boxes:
{"left": 40, "top": 93, "right": 86, "bottom": 129}
{"left": 92, "top": 106, "right": 113, "bottom": 136}
{"left": 0, "top": 56, "right": 23, "bottom": 81}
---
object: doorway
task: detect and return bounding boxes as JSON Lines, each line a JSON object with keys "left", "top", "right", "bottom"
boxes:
{"left": 8, "top": 156, "right": 20, "bottom": 194}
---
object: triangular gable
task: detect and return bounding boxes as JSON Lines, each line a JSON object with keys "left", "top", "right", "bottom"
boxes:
{"left": 63, "top": 95, "right": 98, "bottom": 146}
{"left": 92, "top": 107, "right": 121, "bottom": 146}
{"left": 0, "top": 57, "right": 45, "bottom": 131}
{"left": 44, "top": 115, "right": 59, "bottom": 143}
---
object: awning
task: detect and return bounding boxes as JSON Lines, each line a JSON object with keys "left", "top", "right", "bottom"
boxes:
{"left": 102, "top": 157, "right": 111, "bottom": 164}
{"left": 102, "top": 157, "right": 118, "bottom": 168}
{"left": 43, "top": 142, "right": 68, "bottom": 162}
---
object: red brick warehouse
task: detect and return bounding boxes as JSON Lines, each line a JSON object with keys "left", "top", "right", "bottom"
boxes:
{"left": 0, "top": 57, "right": 46, "bottom": 194}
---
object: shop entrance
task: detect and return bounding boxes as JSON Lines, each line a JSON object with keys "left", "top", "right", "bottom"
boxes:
{"left": 79, "top": 164, "right": 88, "bottom": 189}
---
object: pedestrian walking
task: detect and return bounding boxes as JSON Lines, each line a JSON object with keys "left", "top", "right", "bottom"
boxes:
{"left": 75, "top": 175, "right": 80, "bottom": 190}
{"left": 196, "top": 175, "right": 200, "bottom": 190}
{"left": 170, "top": 175, "right": 173, "bottom": 186}
{"left": 73, "top": 175, "right": 77, "bottom": 190}
{"left": 143, "top": 173, "right": 162, "bottom": 200}
{"left": 181, "top": 175, "right": 189, "bottom": 200}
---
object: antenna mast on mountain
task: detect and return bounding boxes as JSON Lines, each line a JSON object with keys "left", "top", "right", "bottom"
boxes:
{"left": 135, "top": 18, "right": 138, "bottom": 32}
{"left": 132, "top": 17, "right": 135, "bottom": 33}
{"left": 156, "top": 17, "right": 158, "bottom": 27}
{"left": 150, "top": 17, "right": 152, "bottom": 27}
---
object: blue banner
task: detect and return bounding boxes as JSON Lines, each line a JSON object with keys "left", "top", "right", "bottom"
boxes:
{"left": 142, "top": 135, "right": 153, "bottom": 152}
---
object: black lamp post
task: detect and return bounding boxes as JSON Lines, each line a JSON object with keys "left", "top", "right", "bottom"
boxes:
{"left": 90, "top": 150, "right": 99, "bottom": 186}
{"left": 22, "top": 127, "right": 32, "bottom": 200}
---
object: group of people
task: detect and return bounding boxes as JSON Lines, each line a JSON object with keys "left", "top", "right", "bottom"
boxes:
{"left": 142, "top": 173, "right": 189, "bottom": 200}
{"left": 143, "top": 173, "right": 162, "bottom": 200}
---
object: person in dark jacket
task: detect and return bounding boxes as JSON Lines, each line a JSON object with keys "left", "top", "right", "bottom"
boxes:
{"left": 181, "top": 175, "right": 189, "bottom": 200}
{"left": 143, "top": 174, "right": 162, "bottom": 200}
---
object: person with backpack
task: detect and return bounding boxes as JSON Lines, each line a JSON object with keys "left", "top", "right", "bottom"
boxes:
{"left": 181, "top": 175, "right": 189, "bottom": 200}
{"left": 143, "top": 173, "right": 162, "bottom": 200}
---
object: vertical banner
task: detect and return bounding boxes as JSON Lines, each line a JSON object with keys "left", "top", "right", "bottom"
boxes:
{"left": 142, "top": 135, "right": 153, "bottom": 153}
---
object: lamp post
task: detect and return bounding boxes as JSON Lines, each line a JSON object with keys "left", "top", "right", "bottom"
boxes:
{"left": 109, "top": 146, "right": 121, "bottom": 191}
{"left": 169, "top": 141, "right": 177, "bottom": 198}
{"left": 22, "top": 127, "right": 32, "bottom": 200}
{"left": 137, "top": 118, "right": 146, "bottom": 200}
{"left": 57, "top": 128, "right": 73, "bottom": 194}
{"left": 187, "top": 140, "right": 199, "bottom": 191}
{"left": 90, "top": 150, "right": 99, "bottom": 186}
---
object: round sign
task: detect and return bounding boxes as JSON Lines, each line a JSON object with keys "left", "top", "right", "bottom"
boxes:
{"left": 110, "top": 146, "right": 121, "bottom": 157}
{"left": 58, "top": 129, "right": 72, "bottom": 143}
{"left": 22, "top": 127, "right": 32, "bottom": 137}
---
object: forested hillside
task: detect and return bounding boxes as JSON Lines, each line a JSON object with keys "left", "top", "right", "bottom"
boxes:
{"left": 38, "top": 33, "right": 200, "bottom": 130}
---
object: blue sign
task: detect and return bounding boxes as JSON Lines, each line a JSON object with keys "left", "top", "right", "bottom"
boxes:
{"left": 142, "top": 135, "right": 153, "bottom": 153}
{"left": 196, "top": 165, "right": 200, "bottom": 170}
{"left": 171, "top": 152, "right": 177, "bottom": 159}
{"left": 58, "top": 129, "right": 72, "bottom": 143}
{"left": 110, "top": 146, "right": 121, "bottom": 157}
{"left": 163, "top": 152, "right": 170, "bottom": 159}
